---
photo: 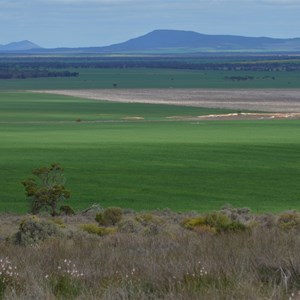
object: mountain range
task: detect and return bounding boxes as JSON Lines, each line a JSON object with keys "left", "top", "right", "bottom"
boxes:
{"left": 2, "top": 30, "right": 300, "bottom": 54}
{"left": 0, "top": 40, "right": 41, "bottom": 51}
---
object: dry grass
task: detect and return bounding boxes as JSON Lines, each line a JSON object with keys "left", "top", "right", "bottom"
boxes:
{"left": 1, "top": 208, "right": 300, "bottom": 299}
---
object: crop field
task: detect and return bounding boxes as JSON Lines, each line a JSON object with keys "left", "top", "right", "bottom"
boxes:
{"left": 1, "top": 91, "right": 300, "bottom": 213}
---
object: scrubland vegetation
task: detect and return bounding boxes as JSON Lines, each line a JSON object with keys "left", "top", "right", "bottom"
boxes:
{"left": 1, "top": 206, "right": 300, "bottom": 299}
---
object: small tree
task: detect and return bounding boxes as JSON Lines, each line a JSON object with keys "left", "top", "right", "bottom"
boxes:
{"left": 22, "top": 163, "right": 71, "bottom": 216}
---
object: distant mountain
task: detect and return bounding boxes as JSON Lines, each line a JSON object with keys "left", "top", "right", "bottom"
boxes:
{"left": 97, "top": 30, "right": 300, "bottom": 53}
{"left": 0, "top": 40, "right": 42, "bottom": 51}
{"left": 2, "top": 30, "right": 300, "bottom": 54}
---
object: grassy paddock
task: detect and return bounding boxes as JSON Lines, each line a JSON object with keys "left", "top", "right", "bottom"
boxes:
{"left": 0, "top": 92, "right": 233, "bottom": 122}
{"left": 1, "top": 92, "right": 300, "bottom": 212}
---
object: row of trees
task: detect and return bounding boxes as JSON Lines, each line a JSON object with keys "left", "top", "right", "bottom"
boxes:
{"left": 1, "top": 56, "right": 300, "bottom": 71}
{"left": 0, "top": 69, "right": 78, "bottom": 79}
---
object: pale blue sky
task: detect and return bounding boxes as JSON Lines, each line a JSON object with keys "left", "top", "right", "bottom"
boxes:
{"left": 0, "top": 0, "right": 299, "bottom": 48}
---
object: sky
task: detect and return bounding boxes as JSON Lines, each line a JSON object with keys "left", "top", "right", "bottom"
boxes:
{"left": 0, "top": 0, "right": 299, "bottom": 48}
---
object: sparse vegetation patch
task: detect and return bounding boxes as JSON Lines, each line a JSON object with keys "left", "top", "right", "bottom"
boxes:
{"left": 0, "top": 207, "right": 300, "bottom": 299}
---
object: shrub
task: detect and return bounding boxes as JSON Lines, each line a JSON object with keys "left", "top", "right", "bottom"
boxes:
{"left": 182, "top": 216, "right": 217, "bottom": 235}
{"left": 204, "top": 212, "right": 246, "bottom": 233}
{"left": 81, "top": 224, "right": 117, "bottom": 236}
{"left": 277, "top": 211, "right": 300, "bottom": 230}
{"left": 50, "top": 217, "right": 65, "bottom": 228}
{"left": 182, "top": 212, "right": 246, "bottom": 234}
{"left": 135, "top": 213, "right": 164, "bottom": 226}
{"left": 95, "top": 207, "right": 122, "bottom": 226}
{"left": 193, "top": 224, "right": 217, "bottom": 235}
{"left": 134, "top": 213, "right": 166, "bottom": 236}
{"left": 135, "top": 213, "right": 154, "bottom": 225}
{"left": 60, "top": 205, "right": 75, "bottom": 216}
{"left": 221, "top": 205, "right": 252, "bottom": 223}
{"left": 226, "top": 221, "right": 247, "bottom": 232}
{"left": 182, "top": 217, "right": 206, "bottom": 230}
{"left": 13, "top": 216, "right": 62, "bottom": 246}
{"left": 117, "top": 218, "right": 144, "bottom": 234}
{"left": 255, "top": 213, "right": 277, "bottom": 228}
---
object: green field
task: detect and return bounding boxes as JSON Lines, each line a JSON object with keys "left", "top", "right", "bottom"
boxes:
{"left": 1, "top": 68, "right": 300, "bottom": 90}
{"left": 1, "top": 92, "right": 300, "bottom": 213}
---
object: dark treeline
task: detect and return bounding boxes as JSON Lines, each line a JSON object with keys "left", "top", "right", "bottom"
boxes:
{"left": 224, "top": 75, "right": 255, "bottom": 81}
{"left": 0, "top": 68, "right": 79, "bottom": 79}
{"left": 0, "top": 55, "right": 300, "bottom": 72}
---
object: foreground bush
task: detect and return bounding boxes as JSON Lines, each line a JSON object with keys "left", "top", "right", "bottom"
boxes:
{"left": 182, "top": 211, "right": 247, "bottom": 234}
{"left": 81, "top": 224, "right": 117, "bottom": 236}
{"left": 13, "top": 216, "right": 62, "bottom": 246}
{"left": 277, "top": 211, "right": 300, "bottom": 230}
{"left": 95, "top": 207, "right": 123, "bottom": 226}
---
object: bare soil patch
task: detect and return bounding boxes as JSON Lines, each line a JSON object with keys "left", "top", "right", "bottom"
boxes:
{"left": 168, "top": 112, "right": 300, "bottom": 121}
{"left": 31, "top": 88, "right": 300, "bottom": 113}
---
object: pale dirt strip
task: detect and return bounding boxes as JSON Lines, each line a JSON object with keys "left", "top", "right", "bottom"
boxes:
{"left": 30, "top": 89, "right": 300, "bottom": 113}
{"left": 168, "top": 112, "right": 300, "bottom": 121}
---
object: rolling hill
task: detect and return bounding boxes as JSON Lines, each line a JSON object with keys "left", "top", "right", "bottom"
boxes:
{"left": 0, "top": 40, "right": 41, "bottom": 51}
{"left": 97, "top": 30, "right": 300, "bottom": 53}
{"left": 2, "top": 30, "right": 300, "bottom": 54}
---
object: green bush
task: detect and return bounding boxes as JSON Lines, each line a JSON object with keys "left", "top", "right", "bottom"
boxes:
{"left": 95, "top": 207, "right": 122, "bottom": 226}
{"left": 182, "top": 217, "right": 206, "bottom": 230}
{"left": 204, "top": 212, "right": 232, "bottom": 232}
{"left": 205, "top": 212, "right": 246, "bottom": 233}
{"left": 81, "top": 224, "right": 117, "bottom": 236}
{"left": 13, "top": 216, "right": 62, "bottom": 246}
{"left": 182, "top": 212, "right": 246, "bottom": 234}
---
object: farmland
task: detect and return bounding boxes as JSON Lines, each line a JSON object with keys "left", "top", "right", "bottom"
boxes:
{"left": 1, "top": 54, "right": 300, "bottom": 299}
{"left": 1, "top": 54, "right": 300, "bottom": 90}
{"left": 0, "top": 54, "right": 299, "bottom": 214}
{"left": 1, "top": 67, "right": 300, "bottom": 90}
{"left": 1, "top": 91, "right": 300, "bottom": 213}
